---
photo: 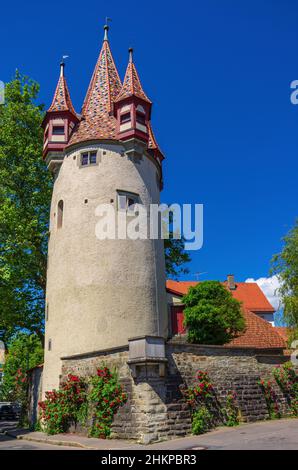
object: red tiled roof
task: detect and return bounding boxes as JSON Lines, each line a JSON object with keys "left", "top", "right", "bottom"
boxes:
{"left": 147, "top": 121, "right": 165, "bottom": 161}
{"left": 166, "top": 280, "right": 285, "bottom": 349}
{"left": 68, "top": 37, "right": 122, "bottom": 146}
{"left": 274, "top": 327, "right": 290, "bottom": 342}
{"left": 229, "top": 309, "right": 285, "bottom": 348}
{"left": 48, "top": 69, "right": 76, "bottom": 116}
{"left": 166, "top": 280, "right": 275, "bottom": 312}
{"left": 115, "top": 55, "right": 151, "bottom": 104}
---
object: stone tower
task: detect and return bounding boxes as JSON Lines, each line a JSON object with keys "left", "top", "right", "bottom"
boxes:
{"left": 42, "top": 25, "right": 167, "bottom": 393}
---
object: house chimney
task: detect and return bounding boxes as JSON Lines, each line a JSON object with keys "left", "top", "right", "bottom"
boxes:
{"left": 227, "top": 274, "right": 236, "bottom": 290}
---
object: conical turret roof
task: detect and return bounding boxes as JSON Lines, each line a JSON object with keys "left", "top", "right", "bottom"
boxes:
{"left": 48, "top": 63, "right": 76, "bottom": 115}
{"left": 69, "top": 25, "right": 122, "bottom": 145}
{"left": 115, "top": 48, "right": 151, "bottom": 104}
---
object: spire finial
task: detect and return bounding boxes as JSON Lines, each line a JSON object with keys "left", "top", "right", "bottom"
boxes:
{"left": 60, "top": 55, "right": 69, "bottom": 77}
{"left": 128, "top": 47, "right": 133, "bottom": 63}
{"left": 104, "top": 17, "right": 112, "bottom": 41}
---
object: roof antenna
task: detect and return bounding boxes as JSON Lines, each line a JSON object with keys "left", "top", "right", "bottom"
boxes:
{"left": 194, "top": 271, "right": 207, "bottom": 281}
{"left": 104, "top": 17, "right": 112, "bottom": 41}
{"left": 60, "top": 55, "right": 69, "bottom": 77}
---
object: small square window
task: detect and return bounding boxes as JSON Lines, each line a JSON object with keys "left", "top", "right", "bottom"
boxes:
{"left": 52, "top": 126, "right": 65, "bottom": 135}
{"left": 81, "top": 151, "right": 97, "bottom": 166}
{"left": 117, "top": 192, "right": 139, "bottom": 213}
{"left": 120, "top": 112, "right": 131, "bottom": 124}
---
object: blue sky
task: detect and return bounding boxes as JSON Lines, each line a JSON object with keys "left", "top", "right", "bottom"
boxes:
{"left": 1, "top": 0, "right": 298, "bottom": 284}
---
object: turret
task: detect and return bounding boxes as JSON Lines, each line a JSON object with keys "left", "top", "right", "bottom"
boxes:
{"left": 42, "top": 60, "right": 78, "bottom": 173}
{"left": 113, "top": 48, "right": 152, "bottom": 157}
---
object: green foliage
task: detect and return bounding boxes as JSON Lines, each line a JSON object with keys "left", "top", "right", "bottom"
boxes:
{"left": 182, "top": 281, "right": 245, "bottom": 344}
{"left": 165, "top": 237, "right": 191, "bottom": 278}
{"left": 88, "top": 367, "right": 128, "bottom": 438}
{"left": 258, "top": 378, "right": 281, "bottom": 419}
{"left": 181, "top": 370, "right": 239, "bottom": 435}
{"left": 272, "top": 220, "right": 298, "bottom": 340}
{"left": 39, "top": 374, "right": 87, "bottom": 435}
{"left": 191, "top": 406, "right": 213, "bottom": 435}
{"left": 0, "top": 332, "right": 43, "bottom": 405}
{"left": 272, "top": 362, "right": 298, "bottom": 416}
{"left": 0, "top": 72, "right": 52, "bottom": 343}
{"left": 39, "top": 367, "right": 127, "bottom": 438}
{"left": 180, "top": 370, "right": 214, "bottom": 408}
{"left": 224, "top": 391, "right": 240, "bottom": 426}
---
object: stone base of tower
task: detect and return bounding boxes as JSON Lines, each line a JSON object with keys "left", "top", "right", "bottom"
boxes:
{"left": 58, "top": 341, "right": 290, "bottom": 444}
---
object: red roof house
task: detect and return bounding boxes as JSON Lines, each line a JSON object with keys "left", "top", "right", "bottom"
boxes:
{"left": 166, "top": 277, "right": 286, "bottom": 350}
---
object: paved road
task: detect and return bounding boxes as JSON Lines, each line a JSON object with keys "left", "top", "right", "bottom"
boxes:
{"left": 148, "top": 418, "right": 298, "bottom": 450}
{"left": 0, "top": 434, "right": 78, "bottom": 450}
{"left": 0, "top": 418, "right": 297, "bottom": 450}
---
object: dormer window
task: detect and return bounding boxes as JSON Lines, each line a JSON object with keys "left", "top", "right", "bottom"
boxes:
{"left": 81, "top": 151, "right": 97, "bottom": 166}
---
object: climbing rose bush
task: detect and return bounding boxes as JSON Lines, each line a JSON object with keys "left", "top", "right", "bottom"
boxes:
{"left": 38, "top": 367, "right": 127, "bottom": 438}
{"left": 89, "top": 367, "right": 128, "bottom": 438}
{"left": 181, "top": 370, "right": 240, "bottom": 434}
{"left": 180, "top": 370, "right": 213, "bottom": 408}
{"left": 39, "top": 374, "right": 86, "bottom": 435}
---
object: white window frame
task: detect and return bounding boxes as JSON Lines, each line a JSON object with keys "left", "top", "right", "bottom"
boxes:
{"left": 80, "top": 150, "right": 99, "bottom": 167}
{"left": 117, "top": 191, "right": 140, "bottom": 214}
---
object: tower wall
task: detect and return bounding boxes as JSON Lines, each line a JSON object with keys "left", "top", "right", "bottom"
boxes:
{"left": 42, "top": 142, "right": 167, "bottom": 393}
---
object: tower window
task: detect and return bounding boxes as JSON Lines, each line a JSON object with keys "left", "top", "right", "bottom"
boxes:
{"left": 48, "top": 339, "right": 52, "bottom": 351}
{"left": 117, "top": 191, "right": 139, "bottom": 213}
{"left": 57, "top": 200, "right": 64, "bottom": 229}
{"left": 52, "top": 126, "right": 65, "bottom": 135}
{"left": 120, "top": 112, "right": 131, "bottom": 124}
{"left": 81, "top": 151, "right": 98, "bottom": 166}
{"left": 46, "top": 303, "right": 49, "bottom": 321}
{"left": 136, "top": 112, "right": 146, "bottom": 125}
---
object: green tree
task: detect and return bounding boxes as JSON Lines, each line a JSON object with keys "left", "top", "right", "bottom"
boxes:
{"left": 0, "top": 332, "right": 43, "bottom": 404}
{"left": 183, "top": 281, "right": 245, "bottom": 344}
{"left": 165, "top": 237, "right": 191, "bottom": 278}
{"left": 272, "top": 220, "right": 298, "bottom": 339}
{"left": 0, "top": 72, "right": 52, "bottom": 344}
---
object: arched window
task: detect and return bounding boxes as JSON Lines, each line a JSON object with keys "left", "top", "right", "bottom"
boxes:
{"left": 57, "top": 200, "right": 64, "bottom": 228}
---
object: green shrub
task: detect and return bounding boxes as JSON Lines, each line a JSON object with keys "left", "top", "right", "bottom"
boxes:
{"left": 182, "top": 281, "right": 245, "bottom": 344}
{"left": 192, "top": 406, "right": 213, "bottom": 435}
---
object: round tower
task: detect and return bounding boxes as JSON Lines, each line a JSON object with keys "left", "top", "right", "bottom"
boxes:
{"left": 42, "top": 27, "right": 167, "bottom": 393}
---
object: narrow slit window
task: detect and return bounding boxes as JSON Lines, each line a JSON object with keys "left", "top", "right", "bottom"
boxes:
{"left": 81, "top": 153, "right": 89, "bottom": 166}
{"left": 89, "top": 151, "right": 97, "bottom": 164}
{"left": 57, "top": 200, "right": 64, "bottom": 228}
{"left": 48, "top": 339, "right": 52, "bottom": 351}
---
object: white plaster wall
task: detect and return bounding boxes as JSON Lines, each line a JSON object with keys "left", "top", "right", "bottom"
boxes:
{"left": 42, "top": 142, "right": 167, "bottom": 393}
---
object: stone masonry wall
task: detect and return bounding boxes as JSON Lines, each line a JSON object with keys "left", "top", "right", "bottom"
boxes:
{"left": 60, "top": 342, "right": 292, "bottom": 444}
